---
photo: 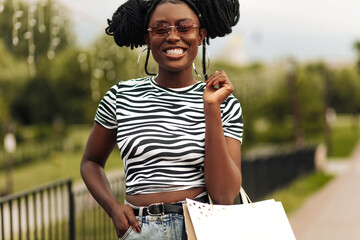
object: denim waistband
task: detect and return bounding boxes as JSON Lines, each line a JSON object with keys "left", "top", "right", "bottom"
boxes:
{"left": 125, "top": 191, "right": 208, "bottom": 209}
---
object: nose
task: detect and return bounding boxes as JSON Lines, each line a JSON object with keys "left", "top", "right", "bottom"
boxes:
{"left": 166, "top": 26, "right": 180, "bottom": 41}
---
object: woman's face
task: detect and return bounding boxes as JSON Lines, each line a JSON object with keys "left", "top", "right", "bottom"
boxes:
{"left": 145, "top": 2, "right": 206, "bottom": 74}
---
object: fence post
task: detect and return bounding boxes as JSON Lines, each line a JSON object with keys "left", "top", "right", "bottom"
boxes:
{"left": 68, "top": 181, "right": 75, "bottom": 240}
{"left": 1, "top": 202, "right": 4, "bottom": 240}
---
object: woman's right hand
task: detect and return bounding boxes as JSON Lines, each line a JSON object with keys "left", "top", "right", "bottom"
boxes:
{"left": 81, "top": 123, "right": 141, "bottom": 237}
{"left": 110, "top": 203, "right": 142, "bottom": 238}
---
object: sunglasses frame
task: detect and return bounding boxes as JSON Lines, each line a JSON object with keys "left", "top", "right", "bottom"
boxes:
{"left": 147, "top": 22, "right": 199, "bottom": 37}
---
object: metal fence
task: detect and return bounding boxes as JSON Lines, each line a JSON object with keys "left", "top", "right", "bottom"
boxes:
{"left": 73, "top": 171, "right": 126, "bottom": 240}
{"left": 0, "top": 171, "right": 126, "bottom": 240}
{"left": 0, "top": 178, "right": 74, "bottom": 240}
{"left": 241, "top": 146, "right": 316, "bottom": 200}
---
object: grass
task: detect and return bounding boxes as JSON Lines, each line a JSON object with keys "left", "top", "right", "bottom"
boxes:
{"left": 0, "top": 124, "right": 124, "bottom": 194}
{"left": 330, "top": 117, "right": 360, "bottom": 158}
{"left": 265, "top": 171, "right": 334, "bottom": 214}
{"left": 0, "top": 147, "right": 123, "bottom": 194}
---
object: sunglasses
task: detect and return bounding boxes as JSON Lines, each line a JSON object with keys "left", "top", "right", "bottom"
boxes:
{"left": 147, "top": 21, "right": 199, "bottom": 37}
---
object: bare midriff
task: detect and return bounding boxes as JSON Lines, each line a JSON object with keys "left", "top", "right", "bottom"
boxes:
{"left": 126, "top": 187, "right": 206, "bottom": 206}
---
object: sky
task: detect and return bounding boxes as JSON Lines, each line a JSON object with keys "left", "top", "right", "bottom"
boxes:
{"left": 55, "top": 0, "right": 360, "bottom": 63}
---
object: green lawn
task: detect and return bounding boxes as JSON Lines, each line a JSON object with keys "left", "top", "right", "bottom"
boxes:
{"left": 330, "top": 115, "right": 360, "bottom": 157}
{"left": 265, "top": 171, "right": 334, "bottom": 214}
{"left": 0, "top": 148, "right": 123, "bottom": 194}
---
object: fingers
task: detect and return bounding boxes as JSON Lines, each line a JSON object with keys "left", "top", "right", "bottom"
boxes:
{"left": 206, "top": 71, "right": 232, "bottom": 89}
{"left": 205, "top": 70, "right": 234, "bottom": 92}
{"left": 125, "top": 208, "right": 142, "bottom": 233}
{"left": 113, "top": 205, "right": 141, "bottom": 238}
{"left": 205, "top": 70, "right": 222, "bottom": 87}
{"left": 114, "top": 212, "right": 130, "bottom": 237}
{"left": 203, "top": 70, "right": 235, "bottom": 105}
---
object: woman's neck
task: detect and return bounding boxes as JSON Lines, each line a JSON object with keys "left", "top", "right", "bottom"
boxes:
{"left": 155, "top": 67, "right": 197, "bottom": 88}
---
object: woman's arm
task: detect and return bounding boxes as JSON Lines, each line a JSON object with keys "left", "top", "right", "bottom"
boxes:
{"left": 203, "top": 71, "right": 242, "bottom": 205}
{"left": 81, "top": 123, "right": 141, "bottom": 237}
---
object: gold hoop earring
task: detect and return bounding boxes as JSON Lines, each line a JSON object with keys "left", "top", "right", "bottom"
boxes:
{"left": 193, "top": 44, "right": 210, "bottom": 80}
{"left": 137, "top": 47, "right": 156, "bottom": 77}
{"left": 193, "top": 62, "right": 202, "bottom": 78}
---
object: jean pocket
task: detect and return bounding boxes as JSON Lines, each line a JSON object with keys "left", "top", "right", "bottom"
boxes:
{"left": 119, "top": 226, "right": 133, "bottom": 240}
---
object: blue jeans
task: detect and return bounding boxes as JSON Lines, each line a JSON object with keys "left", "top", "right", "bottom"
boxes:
{"left": 121, "top": 192, "right": 208, "bottom": 239}
{"left": 119, "top": 213, "right": 184, "bottom": 240}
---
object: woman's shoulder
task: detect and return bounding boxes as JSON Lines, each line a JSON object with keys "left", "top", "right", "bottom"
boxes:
{"left": 110, "top": 76, "right": 152, "bottom": 91}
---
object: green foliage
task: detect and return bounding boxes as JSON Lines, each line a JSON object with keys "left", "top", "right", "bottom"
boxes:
{"left": 87, "top": 36, "right": 139, "bottom": 97}
{"left": 0, "top": 0, "right": 75, "bottom": 128}
{"left": 209, "top": 58, "right": 360, "bottom": 151}
{"left": 12, "top": 74, "right": 60, "bottom": 124}
{"left": 0, "top": 0, "right": 73, "bottom": 60}
{"left": 0, "top": 39, "right": 29, "bottom": 134}
{"left": 330, "top": 67, "right": 360, "bottom": 114}
{"left": 354, "top": 40, "right": 360, "bottom": 74}
{"left": 48, "top": 47, "right": 94, "bottom": 123}
{"left": 297, "top": 63, "right": 325, "bottom": 136}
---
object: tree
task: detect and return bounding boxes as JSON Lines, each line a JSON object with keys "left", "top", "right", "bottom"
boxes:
{"left": 301, "top": 62, "right": 332, "bottom": 152}
{"left": 0, "top": 0, "right": 74, "bottom": 74}
{"left": 354, "top": 41, "right": 360, "bottom": 75}
{"left": 48, "top": 47, "right": 94, "bottom": 123}
{"left": 0, "top": 39, "right": 29, "bottom": 136}
{"left": 0, "top": 0, "right": 75, "bottom": 125}
{"left": 353, "top": 40, "right": 360, "bottom": 127}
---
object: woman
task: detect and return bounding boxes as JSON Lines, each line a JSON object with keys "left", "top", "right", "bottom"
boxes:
{"left": 81, "top": 0, "right": 243, "bottom": 239}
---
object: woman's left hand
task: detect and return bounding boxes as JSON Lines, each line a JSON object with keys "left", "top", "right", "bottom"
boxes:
{"left": 203, "top": 71, "right": 234, "bottom": 106}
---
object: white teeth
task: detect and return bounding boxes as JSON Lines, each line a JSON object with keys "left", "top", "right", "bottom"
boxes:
{"left": 166, "top": 48, "right": 184, "bottom": 55}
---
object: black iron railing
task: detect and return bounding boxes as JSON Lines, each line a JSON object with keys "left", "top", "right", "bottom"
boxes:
{"left": 0, "top": 172, "right": 126, "bottom": 240}
{"left": 241, "top": 146, "right": 316, "bottom": 200}
{"left": 73, "top": 172, "right": 126, "bottom": 240}
{"left": 0, "top": 178, "right": 74, "bottom": 240}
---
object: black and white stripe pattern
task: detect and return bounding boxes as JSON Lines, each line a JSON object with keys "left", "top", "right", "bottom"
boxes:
{"left": 95, "top": 77, "right": 243, "bottom": 195}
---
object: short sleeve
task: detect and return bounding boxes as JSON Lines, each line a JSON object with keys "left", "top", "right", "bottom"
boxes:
{"left": 94, "top": 85, "right": 118, "bottom": 129}
{"left": 221, "top": 95, "right": 244, "bottom": 143}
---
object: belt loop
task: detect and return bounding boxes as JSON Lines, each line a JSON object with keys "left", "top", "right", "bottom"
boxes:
{"left": 138, "top": 206, "right": 144, "bottom": 224}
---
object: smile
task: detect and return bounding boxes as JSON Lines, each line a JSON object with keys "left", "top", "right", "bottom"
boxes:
{"left": 163, "top": 47, "right": 187, "bottom": 58}
{"left": 166, "top": 48, "right": 184, "bottom": 55}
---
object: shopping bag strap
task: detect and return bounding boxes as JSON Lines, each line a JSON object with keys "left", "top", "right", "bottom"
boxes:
{"left": 208, "top": 187, "right": 254, "bottom": 208}
{"left": 240, "top": 187, "right": 255, "bottom": 207}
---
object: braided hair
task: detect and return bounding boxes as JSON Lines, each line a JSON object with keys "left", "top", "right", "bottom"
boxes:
{"left": 105, "top": 0, "right": 240, "bottom": 79}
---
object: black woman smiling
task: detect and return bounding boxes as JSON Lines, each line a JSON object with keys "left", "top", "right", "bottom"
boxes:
{"left": 80, "top": 0, "right": 243, "bottom": 239}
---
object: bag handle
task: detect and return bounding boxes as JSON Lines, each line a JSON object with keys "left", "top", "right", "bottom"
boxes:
{"left": 208, "top": 186, "right": 254, "bottom": 208}
{"left": 240, "top": 187, "right": 255, "bottom": 207}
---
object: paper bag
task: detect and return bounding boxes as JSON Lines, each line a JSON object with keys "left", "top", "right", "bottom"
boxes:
{"left": 183, "top": 189, "right": 296, "bottom": 240}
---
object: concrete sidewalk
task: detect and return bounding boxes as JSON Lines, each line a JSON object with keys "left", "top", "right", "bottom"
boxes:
{"left": 289, "top": 142, "right": 360, "bottom": 240}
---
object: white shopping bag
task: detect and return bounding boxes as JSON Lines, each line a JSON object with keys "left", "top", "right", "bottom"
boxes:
{"left": 183, "top": 188, "right": 296, "bottom": 240}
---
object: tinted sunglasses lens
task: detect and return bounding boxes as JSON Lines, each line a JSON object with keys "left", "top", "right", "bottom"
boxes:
{"left": 176, "top": 24, "right": 193, "bottom": 35}
{"left": 150, "top": 22, "right": 196, "bottom": 36}
{"left": 151, "top": 23, "right": 166, "bottom": 36}
{"left": 176, "top": 20, "right": 196, "bottom": 35}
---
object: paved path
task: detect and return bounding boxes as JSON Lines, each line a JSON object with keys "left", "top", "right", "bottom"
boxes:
{"left": 289, "top": 141, "right": 360, "bottom": 240}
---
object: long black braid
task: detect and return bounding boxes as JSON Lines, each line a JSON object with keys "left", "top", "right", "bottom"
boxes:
{"left": 106, "top": 0, "right": 240, "bottom": 80}
{"left": 105, "top": 0, "right": 151, "bottom": 50}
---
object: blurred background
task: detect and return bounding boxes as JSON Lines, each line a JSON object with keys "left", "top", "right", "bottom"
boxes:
{"left": 0, "top": 0, "right": 359, "bottom": 239}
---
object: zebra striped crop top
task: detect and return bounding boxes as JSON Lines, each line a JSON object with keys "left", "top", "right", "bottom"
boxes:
{"left": 95, "top": 77, "right": 243, "bottom": 195}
